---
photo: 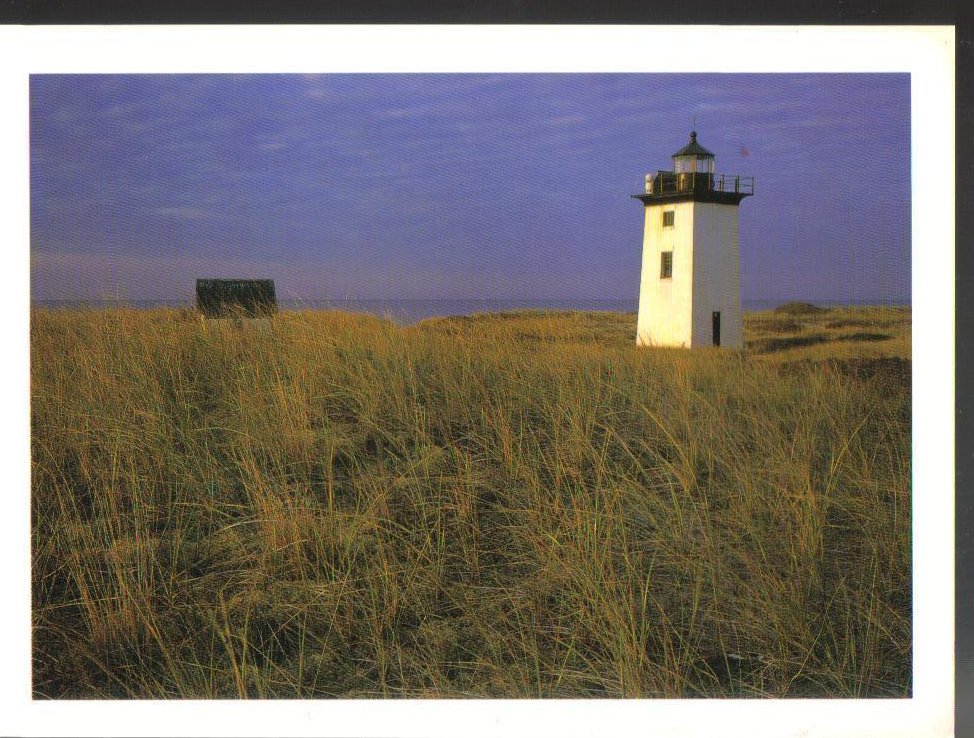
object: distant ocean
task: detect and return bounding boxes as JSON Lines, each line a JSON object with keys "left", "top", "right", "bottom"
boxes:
{"left": 32, "top": 297, "right": 909, "bottom": 325}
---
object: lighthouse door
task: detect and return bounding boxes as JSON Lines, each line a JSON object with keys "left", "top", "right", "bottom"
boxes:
{"left": 712, "top": 312, "right": 721, "bottom": 347}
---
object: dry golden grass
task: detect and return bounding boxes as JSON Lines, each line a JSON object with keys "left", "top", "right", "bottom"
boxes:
{"left": 31, "top": 304, "right": 910, "bottom": 698}
{"left": 744, "top": 304, "right": 911, "bottom": 362}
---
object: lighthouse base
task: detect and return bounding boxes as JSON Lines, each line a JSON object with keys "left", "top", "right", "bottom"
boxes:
{"left": 635, "top": 200, "right": 743, "bottom": 350}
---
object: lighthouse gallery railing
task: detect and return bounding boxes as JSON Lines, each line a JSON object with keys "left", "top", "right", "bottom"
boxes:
{"left": 644, "top": 171, "right": 755, "bottom": 196}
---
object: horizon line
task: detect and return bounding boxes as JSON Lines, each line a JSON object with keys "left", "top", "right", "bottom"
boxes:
{"left": 30, "top": 296, "right": 913, "bottom": 305}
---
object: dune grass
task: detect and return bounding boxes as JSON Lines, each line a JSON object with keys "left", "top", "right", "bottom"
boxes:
{"left": 31, "top": 305, "right": 911, "bottom": 698}
{"left": 745, "top": 304, "right": 911, "bottom": 361}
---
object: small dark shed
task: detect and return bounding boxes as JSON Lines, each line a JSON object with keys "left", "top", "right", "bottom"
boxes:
{"left": 196, "top": 279, "right": 277, "bottom": 318}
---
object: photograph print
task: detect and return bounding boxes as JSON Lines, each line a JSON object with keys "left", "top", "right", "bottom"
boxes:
{"left": 30, "top": 71, "right": 912, "bottom": 700}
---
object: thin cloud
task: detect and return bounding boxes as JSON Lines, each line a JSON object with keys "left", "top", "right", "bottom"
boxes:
{"left": 153, "top": 206, "right": 211, "bottom": 220}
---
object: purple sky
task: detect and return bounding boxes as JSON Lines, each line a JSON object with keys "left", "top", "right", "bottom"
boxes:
{"left": 30, "top": 74, "right": 910, "bottom": 304}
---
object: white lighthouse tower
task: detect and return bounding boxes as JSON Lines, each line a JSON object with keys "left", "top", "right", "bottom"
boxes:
{"left": 632, "top": 131, "right": 753, "bottom": 349}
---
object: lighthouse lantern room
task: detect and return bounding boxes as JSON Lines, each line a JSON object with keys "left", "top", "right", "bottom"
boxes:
{"left": 632, "top": 131, "right": 754, "bottom": 349}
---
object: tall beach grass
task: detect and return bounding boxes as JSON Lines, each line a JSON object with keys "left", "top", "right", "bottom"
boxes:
{"left": 31, "top": 305, "right": 911, "bottom": 698}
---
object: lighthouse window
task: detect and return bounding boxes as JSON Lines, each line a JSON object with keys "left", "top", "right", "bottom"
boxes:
{"left": 662, "top": 210, "right": 675, "bottom": 227}
{"left": 660, "top": 251, "right": 673, "bottom": 279}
